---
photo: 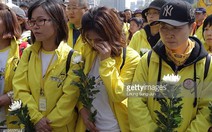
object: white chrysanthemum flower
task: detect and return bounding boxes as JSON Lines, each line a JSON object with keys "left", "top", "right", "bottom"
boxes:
{"left": 72, "top": 55, "right": 82, "bottom": 64}
{"left": 140, "top": 48, "right": 150, "bottom": 54}
{"left": 162, "top": 74, "right": 181, "bottom": 84}
{"left": 209, "top": 102, "right": 212, "bottom": 106}
{"left": 8, "top": 100, "right": 22, "bottom": 111}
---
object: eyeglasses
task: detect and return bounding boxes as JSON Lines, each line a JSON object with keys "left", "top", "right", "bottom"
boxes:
{"left": 27, "top": 18, "right": 51, "bottom": 27}
{"left": 145, "top": 11, "right": 160, "bottom": 17}
{"left": 66, "top": 5, "right": 85, "bottom": 11}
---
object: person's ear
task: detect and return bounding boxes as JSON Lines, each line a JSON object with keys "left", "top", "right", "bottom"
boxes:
{"left": 190, "top": 23, "right": 196, "bottom": 35}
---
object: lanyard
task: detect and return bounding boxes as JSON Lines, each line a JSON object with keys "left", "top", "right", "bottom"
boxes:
{"left": 40, "top": 50, "right": 56, "bottom": 96}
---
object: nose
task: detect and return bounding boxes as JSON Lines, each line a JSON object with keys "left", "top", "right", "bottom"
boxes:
{"left": 31, "top": 23, "right": 40, "bottom": 29}
{"left": 164, "top": 29, "right": 175, "bottom": 38}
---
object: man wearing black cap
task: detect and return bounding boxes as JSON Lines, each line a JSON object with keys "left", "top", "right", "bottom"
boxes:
{"left": 194, "top": 7, "right": 207, "bottom": 31}
{"left": 193, "top": 7, "right": 207, "bottom": 43}
{"left": 128, "top": 0, "right": 212, "bottom": 131}
{"left": 133, "top": 9, "right": 142, "bottom": 19}
{"left": 129, "top": 0, "right": 167, "bottom": 54}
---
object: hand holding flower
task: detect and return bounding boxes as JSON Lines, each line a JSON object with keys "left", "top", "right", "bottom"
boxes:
{"left": 0, "top": 94, "right": 12, "bottom": 106}
{"left": 71, "top": 55, "right": 100, "bottom": 128}
{"left": 80, "top": 108, "right": 99, "bottom": 132}
{"left": 35, "top": 117, "right": 52, "bottom": 132}
{"left": 208, "top": 127, "right": 212, "bottom": 132}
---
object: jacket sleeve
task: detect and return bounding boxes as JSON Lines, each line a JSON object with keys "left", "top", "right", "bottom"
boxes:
{"left": 129, "top": 30, "right": 151, "bottom": 54}
{"left": 128, "top": 54, "right": 158, "bottom": 132}
{"left": 99, "top": 48, "right": 140, "bottom": 102}
{"left": 13, "top": 49, "right": 44, "bottom": 124}
{"left": 186, "top": 59, "right": 212, "bottom": 131}
{"left": 129, "top": 32, "right": 138, "bottom": 50}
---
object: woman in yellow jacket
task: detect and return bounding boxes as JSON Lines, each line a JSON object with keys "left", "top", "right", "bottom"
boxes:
{"left": 0, "top": 3, "right": 21, "bottom": 128}
{"left": 74, "top": 7, "right": 140, "bottom": 132}
{"left": 13, "top": 0, "right": 79, "bottom": 131}
{"left": 129, "top": 0, "right": 167, "bottom": 54}
{"left": 202, "top": 14, "right": 212, "bottom": 54}
{"left": 128, "top": 1, "right": 212, "bottom": 131}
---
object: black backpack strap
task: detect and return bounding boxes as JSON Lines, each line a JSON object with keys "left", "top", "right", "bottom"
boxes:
{"left": 66, "top": 49, "right": 74, "bottom": 74}
{"left": 28, "top": 51, "right": 32, "bottom": 62}
{"left": 147, "top": 50, "right": 152, "bottom": 67}
{"left": 157, "top": 57, "right": 162, "bottom": 84}
{"left": 193, "top": 62, "right": 197, "bottom": 107}
{"left": 65, "top": 49, "right": 77, "bottom": 113}
{"left": 204, "top": 54, "right": 211, "bottom": 80}
{"left": 154, "top": 57, "right": 162, "bottom": 101}
{"left": 120, "top": 47, "right": 126, "bottom": 70}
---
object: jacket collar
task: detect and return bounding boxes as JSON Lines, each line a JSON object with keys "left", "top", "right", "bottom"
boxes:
{"left": 30, "top": 41, "right": 67, "bottom": 58}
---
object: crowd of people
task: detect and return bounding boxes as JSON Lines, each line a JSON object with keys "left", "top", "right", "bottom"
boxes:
{"left": 0, "top": 0, "right": 212, "bottom": 131}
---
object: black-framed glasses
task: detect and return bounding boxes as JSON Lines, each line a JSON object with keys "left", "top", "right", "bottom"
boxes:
{"left": 66, "top": 4, "right": 86, "bottom": 11}
{"left": 145, "top": 11, "right": 160, "bottom": 17}
{"left": 27, "top": 18, "right": 51, "bottom": 27}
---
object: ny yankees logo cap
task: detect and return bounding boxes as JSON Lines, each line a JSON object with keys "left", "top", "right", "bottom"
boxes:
{"left": 151, "top": 0, "right": 195, "bottom": 26}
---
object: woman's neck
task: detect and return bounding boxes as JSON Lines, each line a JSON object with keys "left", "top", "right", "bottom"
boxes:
{"left": 209, "top": 46, "right": 212, "bottom": 53}
{"left": 0, "top": 39, "right": 11, "bottom": 50}
{"left": 74, "top": 23, "right": 81, "bottom": 29}
{"left": 41, "top": 41, "right": 58, "bottom": 51}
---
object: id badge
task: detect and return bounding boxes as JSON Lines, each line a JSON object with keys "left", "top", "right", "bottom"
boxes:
{"left": 39, "top": 96, "right": 47, "bottom": 111}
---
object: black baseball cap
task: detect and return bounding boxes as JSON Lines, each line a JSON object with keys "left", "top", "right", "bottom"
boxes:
{"left": 142, "top": 0, "right": 167, "bottom": 21}
{"left": 195, "top": 7, "right": 206, "bottom": 13}
{"left": 134, "top": 9, "right": 142, "bottom": 15}
{"left": 151, "top": 0, "right": 195, "bottom": 26}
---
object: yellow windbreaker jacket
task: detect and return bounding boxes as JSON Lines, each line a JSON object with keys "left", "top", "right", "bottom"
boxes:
{"left": 128, "top": 38, "right": 212, "bottom": 132}
{"left": 195, "top": 24, "right": 204, "bottom": 44}
{"left": 129, "top": 29, "right": 152, "bottom": 54}
{"left": 13, "top": 41, "right": 79, "bottom": 132}
{"left": 3, "top": 39, "right": 19, "bottom": 128}
{"left": 75, "top": 44, "right": 140, "bottom": 132}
